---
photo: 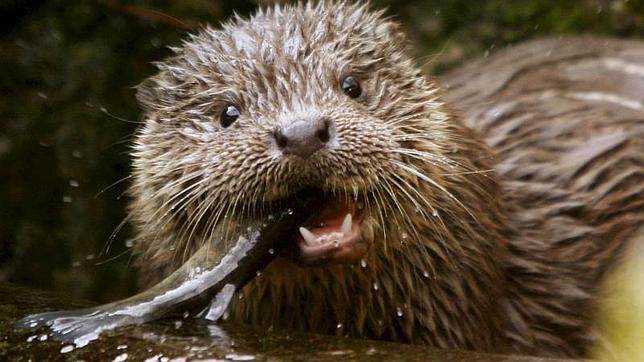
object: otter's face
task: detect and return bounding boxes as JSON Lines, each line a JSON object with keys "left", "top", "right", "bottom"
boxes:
{"left": 132, "top": 3, "right": 452, "bottom": 266}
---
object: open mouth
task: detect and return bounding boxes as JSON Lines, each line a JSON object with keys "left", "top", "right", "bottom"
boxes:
{"left": 284, "top": 189, "right": 368, "bottom": 267}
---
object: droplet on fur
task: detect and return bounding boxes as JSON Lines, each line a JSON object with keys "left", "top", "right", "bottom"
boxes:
{"left": 60, "top": 345, "right": 75, "bottom": 353}
{"left": 401, "top": 232, "right": 408, "bottom": 239}
{"left": 336, "top": 323, "right": 343, "bottom": 329}
{"left": 286, "top": 208, "right": 294, "bottom": 215}
{"left": 373, "top": 282, "right": 379, "bottom": 291}
{"left": 396, "top": 307, "right": 404, "bottom": 317}
{"left": 432, "top": 209, "right": 439, "bottom": 217}
{"left": 268, "top": 248, "right": 274, "bottom": 254}
{"left": 422, "top": 271, "right": 430, "bottom": 278}
{"left": 256, "top": 271, "right": 262, "bottom": 277}
{"left": 360, "top": 259, "right": 367, "bottom": 268}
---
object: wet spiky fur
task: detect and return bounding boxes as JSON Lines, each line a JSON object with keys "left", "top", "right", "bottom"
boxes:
{"left": 129, "top": 1, "right": 644, "bottom": 358}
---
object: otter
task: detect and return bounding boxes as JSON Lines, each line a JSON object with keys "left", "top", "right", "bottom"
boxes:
{"left": 129, "top": 1, "right": 644, "bottom": 358}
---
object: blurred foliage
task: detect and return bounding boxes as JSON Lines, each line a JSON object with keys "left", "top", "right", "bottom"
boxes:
{"left": 0, "top": 0, "right": 642, "bottom": 304}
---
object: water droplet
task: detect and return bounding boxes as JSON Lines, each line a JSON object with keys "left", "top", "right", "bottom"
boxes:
{"left": 174, "top": 321, "right": 182, "bottom": 329}
{"left": 268, "top": 248, "right": 274, "bottom": 255}
{"left": 432, "top": 209, "right": 439, "bottom": 217}
{"left": 256, "top": 270, "right": 262, "bottom": 277}
{"left": 125, "top": 239, "right": 134, "bottom": 248}
{"left": 183, "top": 311, "right": 190, "bottom": 319}
{"left": 286, "top": 208, "right": 294, "bottom": 215}
{"left": 373, "top": 282, "right": 379, "bottom": 291}
{"left": 336, "top": 323, "right": 343, "bottom": 329}
{"left": 60, "top": 345, "right": 74, "bottom": 353}
{"left": 396, "top": 307, "right": 404, "bottom": 317}
{"left": 113, "top": 353, "right": 128, "bottom": 362}
{"left": 360, "top": 259, "right": 367, "bottom": 268}
{"left": 238, "top": 293, "right": 244, "bottom": 300}
{"left": 267, "top": 214, "right": 274, "bottom": 220}
{"left": 69, "top": 179, "right": 79, "bottom": 187}
{"left": 62, "top": 195, "right": 72, "bottom": 203}
{"left": 422, "top": 271, "right": 430, "bottom": 278}
{"left": 401, "top": 232, "right": 408, "bottom": 239}
{"left": 117, "top": 345, "right": 127, "bottom": 350}
{"left": 38, "top": 334, "right": 47, "bottom": 341}
{"left": 225, "top": 353, "right": 255, "bottom": 361}
{"left": 26, "top": 335, "right": 37, "bottom": 342}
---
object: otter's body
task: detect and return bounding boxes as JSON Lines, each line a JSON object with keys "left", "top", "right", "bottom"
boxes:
{"left": 129, "top": 2, "right": 644, "bottom": 357}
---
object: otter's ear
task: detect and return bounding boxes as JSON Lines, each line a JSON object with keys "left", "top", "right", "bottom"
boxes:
{"left": 373, "top": 20, "right": 407, "bottom": 51}
{"left": 135, "top": 77, "right": 161, "bottom": 113}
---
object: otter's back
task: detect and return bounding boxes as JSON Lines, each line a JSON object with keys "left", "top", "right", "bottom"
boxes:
{"left": 443, "top": 36, "right": 644, "bottom": 354}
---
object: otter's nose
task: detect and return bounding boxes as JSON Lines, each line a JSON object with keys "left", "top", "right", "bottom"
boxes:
{"left": 273, "top": 118, "right": 331, "bottom": 159}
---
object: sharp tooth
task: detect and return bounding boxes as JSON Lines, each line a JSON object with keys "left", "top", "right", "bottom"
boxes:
{"left": 341, "top": 213, "right": 352, "bottom": 235}
{"left": 299, "top": 227, "right": 318, "bottom": 245}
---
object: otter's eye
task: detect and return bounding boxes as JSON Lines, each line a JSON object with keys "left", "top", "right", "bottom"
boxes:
{"left": 220, "top": 104, "right": 240, "bottom": 128}
{"left": 341, "top": 76, "right": 362, "bottom": 99}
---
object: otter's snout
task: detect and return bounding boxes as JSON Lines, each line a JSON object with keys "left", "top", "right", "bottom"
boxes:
{"left": 273, "top": 118, "right": 332, "bottom": 159}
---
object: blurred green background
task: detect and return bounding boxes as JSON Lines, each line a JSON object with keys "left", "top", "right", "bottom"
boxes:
{"left": 0, "top": 0, "right": 642, "bottom": 303}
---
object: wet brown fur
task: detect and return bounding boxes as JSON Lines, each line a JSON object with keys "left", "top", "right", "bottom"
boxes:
{"left": 129, "top": 1, "right": 644, "bottom": 357}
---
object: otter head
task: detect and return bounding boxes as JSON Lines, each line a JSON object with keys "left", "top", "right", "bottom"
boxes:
{"left": 131, "top": 2, "right": 486, "bottom": 270}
